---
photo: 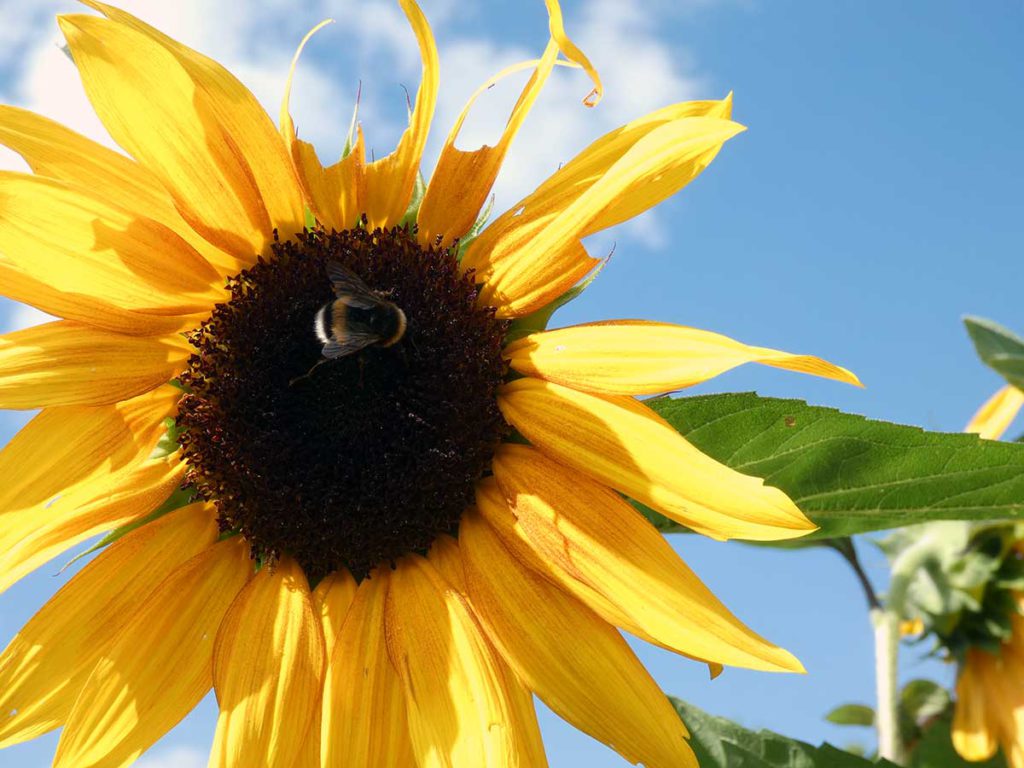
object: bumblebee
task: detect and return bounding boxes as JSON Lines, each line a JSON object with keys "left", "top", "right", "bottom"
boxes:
{"left": 291, "top": 263, "right": 407, "bottom": 386}
{"left": 314, "top": 262, "right": 407, "bottom": 359}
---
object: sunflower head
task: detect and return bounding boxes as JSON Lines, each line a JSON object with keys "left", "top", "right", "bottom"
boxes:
{"left": 928, "top": 527, "right": 1024, "bottom": 765}
{"left": 0, "top": 1, "right": 862, "bottom": 766}
{"left": 176, "top": 224, "right": 509, "bottom": 580}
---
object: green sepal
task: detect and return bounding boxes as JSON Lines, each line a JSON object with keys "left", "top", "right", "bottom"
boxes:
{"left": 964, "top": 316, "right": 1024, "bottom": 391}
{"left": 671, "top": 697, "right": 900, "bottom": 768}
{"left": 149, "top": 417, "right": 183, "bottom": 460}
{"left": 504, "top": 259, "right": 608, "bottom": 344}
{"left": 400, "top": 171, "right": 427, "bottom": 228}
{"left": 58, "top": 485, "right": 197, "bottom": 574}
{"left": 455, "top": 194, "right": 497, "bottom": 259}
{"left": 304, "top": 205, "right": 317, "bottom": 231}
{"left": 641, "top": 393, "right": 1024, "bottom": 539}
{"left": 341, "top": 84, "right": 361, "bottom": 159}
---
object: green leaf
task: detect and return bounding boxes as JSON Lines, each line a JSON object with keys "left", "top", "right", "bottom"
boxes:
{"left": 964, "top": 316, "right": 1024, "bottom": 391}
{"left": 644, "top": 393, "right": 1024, "bottom": 538}
{"left": 826, "top": 704, "right": 875, "bottom": 727}
{"left": 672, "top": 697, "right": 899, "bottom": 768}
{"left": 899, "top": 679, "right": 951, "bottom": 745}
{"left": 909, "top": 716, "right": 1007, "bottom": 768}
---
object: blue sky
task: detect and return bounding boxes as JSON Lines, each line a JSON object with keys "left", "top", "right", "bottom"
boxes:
{"left": 0, "top": 1, "right": 1022, "bottom": 766}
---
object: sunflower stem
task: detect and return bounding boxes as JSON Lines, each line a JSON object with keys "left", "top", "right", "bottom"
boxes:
{"left": 873, "top": 530, "right": 939, "bottom": 764}
{"left": 871, "top": 607, "right": 903, "bottom": 764}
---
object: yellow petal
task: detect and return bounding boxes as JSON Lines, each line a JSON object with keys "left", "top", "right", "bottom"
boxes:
{"left": 505, "top": 320, "right": 861, "bottom": 395}
{"left": 417, "top": 46, "right": 559, "bottom": 246}
{"left": 0, "top": 105, "right": 173, "bottom": 230}
{"left": 278, "top": 20, "right": 366, "bottom": 233}
{"left": 543, "top": 0, "right": 602, "bottom": 107}
{"left": 427, "top": 534, "right": 468, "bottom": 590}
{"left": 321, "top": 569, "right": 415, "bottom": 768}
{"left": 0, "top": 386, "right": 175, "bottom": 516}
{"left": 313, "top": 569, "right": 358, "bottom": 656}
{"left": 953, "top": 658, "right": 998, "bottom": 760}
{"left": 299, "top": 570, "right": 357, "bottom": 768}
{"left": 0, "top": 320, "right": 189, "bottom": 409}
{"left": 464, "top": 116, "right": 744, "bottom": 317}
{"left": 385, "top": 555, "right": 532, "bottom": 767}
{"left": 210, "top": 557, "right": 325, "bottom": 768}
{"left": 53, "top": 536, "right": 251, "bottom": 768}
{"left": 0, "top": 387, "right": 182, "bottom": 594}
{"left": 294, "top": 127, "right": 367, "bottom": 232}
{"left": 476, "top": 96, "right": 731, "bottom": 250}
{"left": 0, "top": 503, "right": 219, "bottom": 748}
{"left": 498, "top": 377, "right": 815, "bottom": 541}
{"left": 461, "top": 510, "right": 697, "bottom": 768}
{"left": 418, "top": 0, "right": 600, "bottom": 246}
{"left": 426, "top": 534, "right": 549, "bottom": 766}
{"left": 966, "top": 385, "right": 1024, "bottom": 441}
{"left": 361, "top": 0, "right": 439, "bottom": 229}
{"left": 0, "top": 106, "right": 240, "bottom": 277}
{"left": 279, "top": 20, "right": 335, "bottom": 147}
{"left": 0, "top": 172, "right": 222, "bottom": 335}
{"left": 471, "top": 214, "right": 602, "bottom": 321}
{"left": 0, "top": 457, "right": 184, "bottom": 600}
{"left": 487, "top": 446, "right": 804, "bottom": 673}
{"left": 61, "top": 10, "right": 305, "bottom": 260}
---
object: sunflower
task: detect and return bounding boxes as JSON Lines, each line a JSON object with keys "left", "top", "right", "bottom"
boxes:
{"left": 0, "top": 1, "right": 861, "bottom": 766}
{"left": 951, "top": 393, "right": 1024, "bottom": 766}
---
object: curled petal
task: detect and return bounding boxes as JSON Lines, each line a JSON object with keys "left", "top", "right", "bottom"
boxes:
{"left": 418, "top": 0, "right": 600, "bottom": 245}
{"left": 361, "top": 0, "right": 439, "bottom": 229}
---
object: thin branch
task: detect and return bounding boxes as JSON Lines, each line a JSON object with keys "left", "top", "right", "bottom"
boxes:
{"left": 830, "top": 537, "right": 883, "bottom": 611}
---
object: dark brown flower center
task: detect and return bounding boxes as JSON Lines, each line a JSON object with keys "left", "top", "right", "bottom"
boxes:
{"left": 176, "top": 226, "right": 509, "bottom": 580}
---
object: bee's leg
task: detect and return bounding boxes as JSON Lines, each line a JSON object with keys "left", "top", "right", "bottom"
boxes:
{"left": 289, "top": 358, "right": 329, "bottom": 387}
{"left": 357, "top": 355, "right": 366, "bottom": 388}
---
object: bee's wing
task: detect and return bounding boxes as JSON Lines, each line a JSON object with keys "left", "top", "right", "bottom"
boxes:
{"left": 327, "top": 262, "right": 381, "bottom": 309}
{"left": 322, "top": 330, "right": 380, "bottom": 359}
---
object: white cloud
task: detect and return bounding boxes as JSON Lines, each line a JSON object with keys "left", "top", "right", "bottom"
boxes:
{"left": 134, "top": 745, "right": 207, "bottom": 768}
{"left": 0, "top": 0, "right": 710, "bottom": 331}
